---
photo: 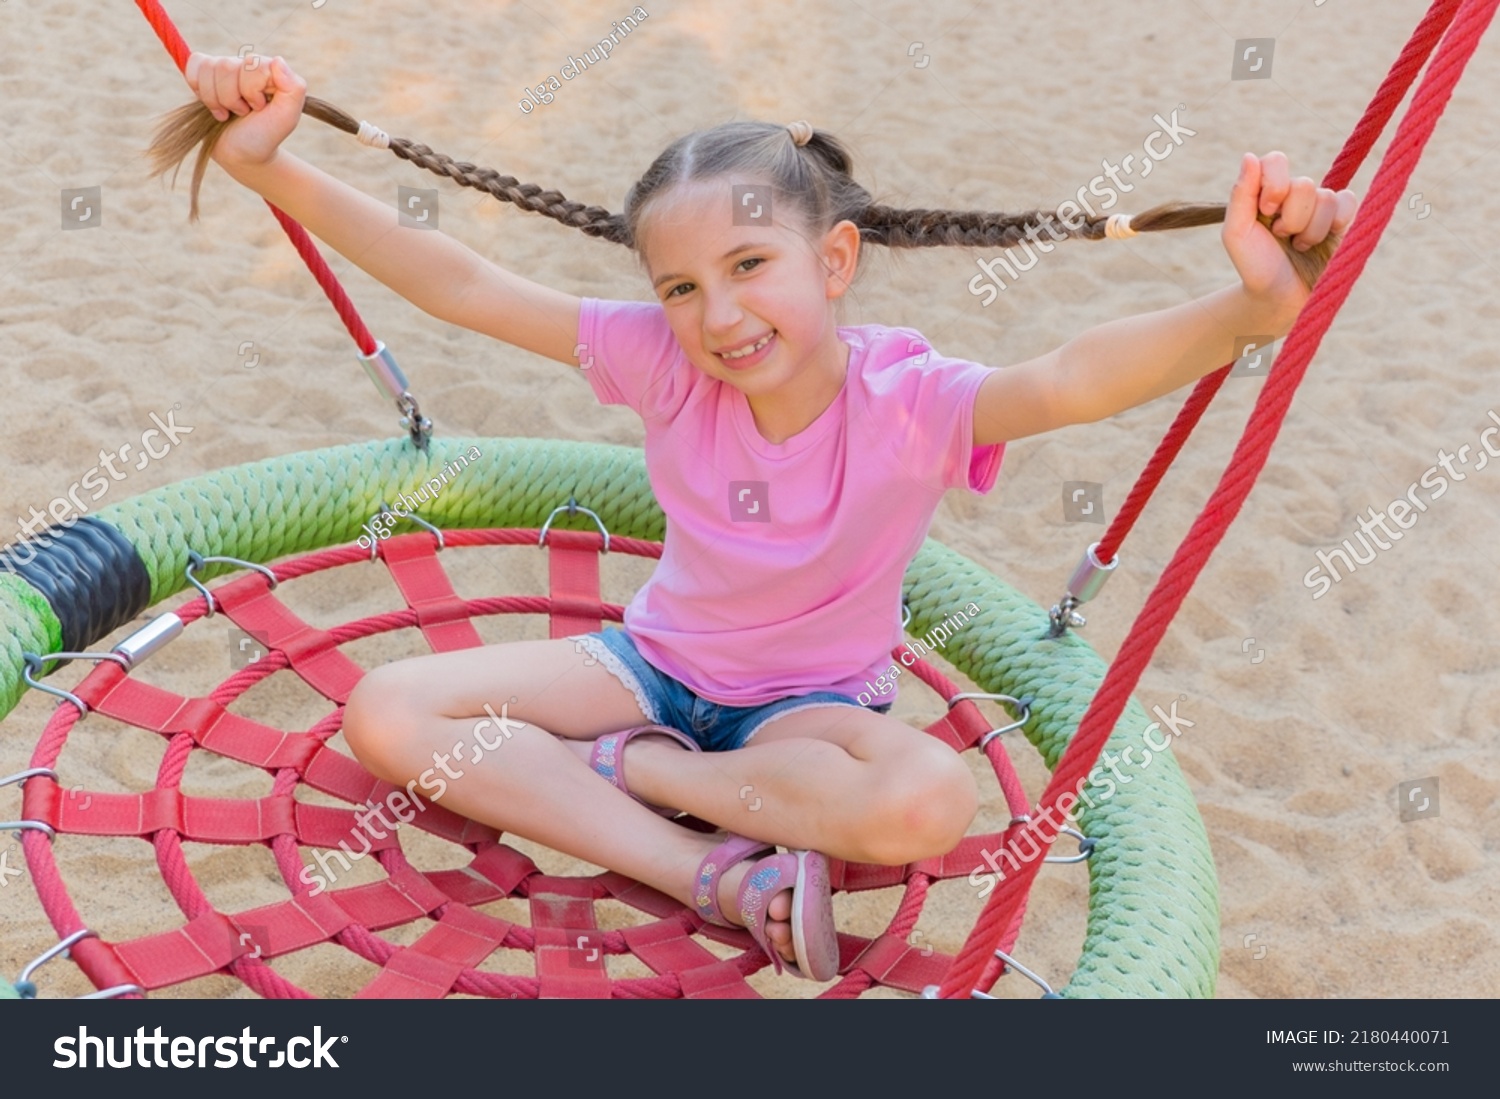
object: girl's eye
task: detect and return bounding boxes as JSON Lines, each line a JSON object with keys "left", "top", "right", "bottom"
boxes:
{"left": 663, "top": 259, "right": 760, "bottom": 299}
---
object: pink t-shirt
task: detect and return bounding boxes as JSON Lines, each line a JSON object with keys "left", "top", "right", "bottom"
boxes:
{"left": 577, "top": 296, "right": 1003, "bottom": 706}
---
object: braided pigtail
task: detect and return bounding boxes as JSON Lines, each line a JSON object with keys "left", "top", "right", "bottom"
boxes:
{"left": 858, "top": 200, "right": 1330, "bottom": 289}
{"left": 145, "top": 95, "right": 628, "bottom": 242}
{"left": 145, "top": 97, "right": 1335, "bottom": 288}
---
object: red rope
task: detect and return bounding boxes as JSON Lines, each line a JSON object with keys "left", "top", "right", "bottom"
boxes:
{"left": 940, "top": 0, "right": 1500, "bottom": 997}
{"left": 22, "top": 530, "right": 1030, "bottom": 998}
{"left": 134, "top": 0, "right": 378, "bottom": 356}
{"left": 1093, "top": 0, "right": 1467, "bottom": 568}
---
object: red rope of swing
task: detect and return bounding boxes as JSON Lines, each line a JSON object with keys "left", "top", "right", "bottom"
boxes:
{"left": 1092, "top": 0, "right": 1468, "bottom": 569}
{"left": 940, "top": 0, "right": 1500, "bottom": 998}
{"left": 133, "top": 0, "right": 380, "bottom": 358}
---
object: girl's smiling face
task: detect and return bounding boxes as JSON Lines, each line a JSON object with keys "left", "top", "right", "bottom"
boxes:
{"left": 638, "top": 177, "right": 861, "bottom": 407}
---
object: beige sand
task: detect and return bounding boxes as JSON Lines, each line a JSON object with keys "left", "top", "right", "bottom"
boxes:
{"left": 2, "top": 0, "right": 1496, "bottom": 999}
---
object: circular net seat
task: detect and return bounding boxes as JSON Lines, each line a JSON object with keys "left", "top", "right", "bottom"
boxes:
{"left": 1, "top": 438, "right": 1218, "bottom": 999}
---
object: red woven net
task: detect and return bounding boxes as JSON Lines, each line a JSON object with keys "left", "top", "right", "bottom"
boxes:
{"left": 19, "top": 529, "right": 1040, "bottom": 998}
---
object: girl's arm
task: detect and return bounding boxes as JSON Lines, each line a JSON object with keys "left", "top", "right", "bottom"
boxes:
{"left": 972, "top": 152, "right": 1358, "bottom": 446}
{"left": 189, "top": 53, "right": 582, "bottom": 367}
{"left": 222, "top": 153, "right": 582, "bottom": 365}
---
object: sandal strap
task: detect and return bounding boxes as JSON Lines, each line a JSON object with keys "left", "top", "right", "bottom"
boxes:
{"left": 589, "top": 724, "right": 699, "bottom": 797}
{"left": 692, "top": 833, "right": 775, "bottom": 929}
{"left": 735, "top": 851, "right": 801, "bottom": 977}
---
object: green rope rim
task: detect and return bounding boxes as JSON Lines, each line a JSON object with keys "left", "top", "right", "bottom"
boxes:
{"left": 0, "top": 436, "right": 1218, "bottom": 997}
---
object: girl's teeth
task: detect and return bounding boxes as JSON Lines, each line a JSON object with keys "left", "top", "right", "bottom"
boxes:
{"left": 721, "top": 334, "right": 771, "bottom": 360}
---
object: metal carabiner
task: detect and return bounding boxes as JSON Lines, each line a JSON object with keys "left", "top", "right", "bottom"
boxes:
{"left": 11, "top": 929, "right": 142, "bottom": 999}
{"left": 947, "top": 691, "right": 1033, "bottom": 749}
{"left": 13, "top": 929, "right": 96, "bottom": 998}
{"left": 365, "top": 501, "right": 446, "bottom": 561}
{"left": 985, "top": 948, "right": 1062, "bottom": 998}
{"left": 185, "top": 551, "right": 279, "bottom": 618}
{"left": 538, "top": 497, "right": 611, "bottom": 554}
{"left": 0, "top": 767, "right": 59, "bottom": 840}
{"left": 920, "top": 948, "right": 1062, "bottom": 1000}
{"left": 394, "top": 506, "right": 445, "bottom": 548}
{"left": 1046, "top": 824, "right": 1096, "bottom": 864}
{"left": 0, "top": 768, "right": 59, "bottom": 791}
{"left": 1004, "top": 814, "right": 1096, "bottom": 864}
{"left": 20, "top": 651, "right": 131, "bottom": 715}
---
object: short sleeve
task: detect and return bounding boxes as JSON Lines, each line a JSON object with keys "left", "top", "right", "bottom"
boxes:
{"left": 577, "top": 296, "right": 690, "bottom": 418}
{"left": 865, "top": 337, "right": 1003, "bottom": 495}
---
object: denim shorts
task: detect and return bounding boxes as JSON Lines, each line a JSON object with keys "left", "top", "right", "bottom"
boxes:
{"left": 570, "top": 626, "right": 891, "bottom": 753}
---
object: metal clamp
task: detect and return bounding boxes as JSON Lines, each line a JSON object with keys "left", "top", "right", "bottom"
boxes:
{"left": 1046, "top": 594, "right": 1087, "bottom": 637}
{"left": 538, "top": 497, "right": 611, "bottom": 554}
{"left": 359, "top": 341, "right": 433, "bottom": 450}
{"left": 987, "top": 948, "right": 1061, "bottom": 998}
{"left": 11, "top": 929, "right": 142, "bottom": 999}
{"left": 2, "top": 767, "right": 61, "bottom": 835}
{"left": 1005, "top": 815, "right": 1096, "bottom": 864}
{"left": 947, "top": 692, "right": 1033, "bottom": 749}
{"left": 1047, "top": 541, "right": 1119, "bottom": 639}
{"left": 21, "top": 651, "right": 129, "bottom": 715}
{"left": 396, "top": 393, "right": 434, "bottom": 452}
{"left": 1046, "top": 824, "right": 1096, "bottom": 864}
{"left": 185, "top": 552, "right": 279, "bottom": 618}
{"left": 111, "top": 613, "right": 185, "bottom": 670}
{"left": 0, "top": 768, "right": 59, "bottom": 791}
{"left": 365, "top": 501, "right": 446, "bottom": 561}
{"left": 14, "top": 929, "right": 95, "bottom": 998}
{"left": 2, "top": 767, "right": 59, "bottom": 837}
{"left": 921, "top": 948, "right": 1062, "bottom": 1000}
{"left": 79, "top": 984, "right": 146, "bottom": 999}
{"left": 900, "top": 602, "right": 912, "bottom": 630}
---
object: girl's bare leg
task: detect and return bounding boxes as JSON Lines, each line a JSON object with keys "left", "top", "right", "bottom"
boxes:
{"left": 556, "top": 702, "right": 980, "bottom": 866}
{"left": 342, "top": 640, "right": 977, "bottom": 965}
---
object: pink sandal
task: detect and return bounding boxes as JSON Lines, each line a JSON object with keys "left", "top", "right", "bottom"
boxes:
{"left": 692, "top": 833, "right": 840, "bottom": 982}
{"left": 588, "top": 724, "right": 700, "bottom": 818}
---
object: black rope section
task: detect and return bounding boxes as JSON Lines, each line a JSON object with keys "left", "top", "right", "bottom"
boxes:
{"left": 0, "top": 517, "right": 151, "bottom": 660}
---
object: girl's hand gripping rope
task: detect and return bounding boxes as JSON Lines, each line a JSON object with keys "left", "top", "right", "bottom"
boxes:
{"left": 183, "top": 52, "right": 307, "bottom": 169}
{"left": 1223, "top": 151, "right": 1359, "bottom": 312}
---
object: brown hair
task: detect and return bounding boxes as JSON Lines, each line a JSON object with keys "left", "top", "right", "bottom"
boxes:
{"left": 145, "top": 96, "right": 1336, "bottom": 289}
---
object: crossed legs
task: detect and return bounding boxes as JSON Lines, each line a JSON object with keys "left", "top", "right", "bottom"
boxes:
{"left": 341, "top": 638, "right": 979, "bottom": 967}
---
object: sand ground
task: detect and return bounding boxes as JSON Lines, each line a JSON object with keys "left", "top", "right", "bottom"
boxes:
{"left": 1, "top": 0, "right": 1496, "bottom": 998}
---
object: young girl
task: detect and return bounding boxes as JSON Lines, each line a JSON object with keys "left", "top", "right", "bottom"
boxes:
{"left": 175, "top": 52, "right": 1357, "bottom": 983}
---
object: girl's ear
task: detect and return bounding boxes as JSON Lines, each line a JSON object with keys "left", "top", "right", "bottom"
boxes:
{"left": 821, "top": 219, "right": 862, "bottom": 300}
